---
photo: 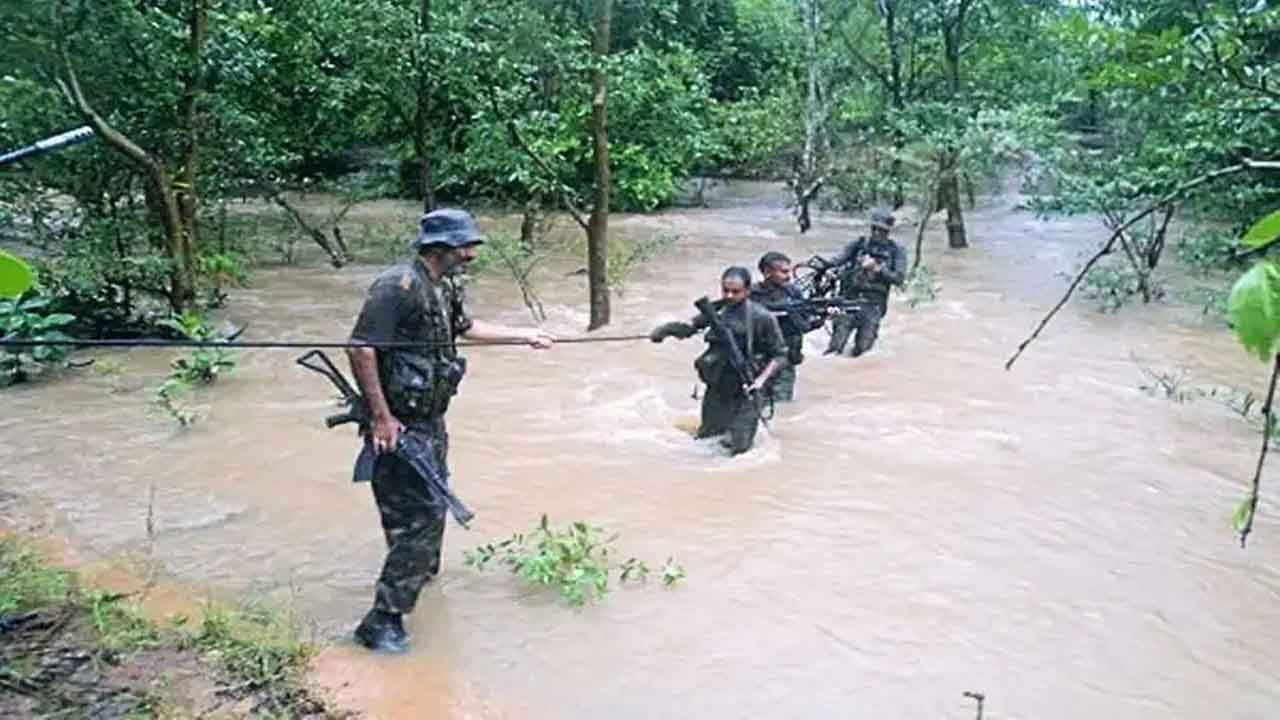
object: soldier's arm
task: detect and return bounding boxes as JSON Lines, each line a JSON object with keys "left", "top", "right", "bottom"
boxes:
{"left": 347, "top": 279, "right": 407, "bottom": 450}
{"left": 883, "top": 242, "right": 908, "bottom": 286}
{"left": 819, "top": 241, "right": 858, "bottom": 268}
{"left": 456, "top": 284, "right": 554, "bottom": 348}
{"left": 749, "top": 313, "right": 789, "bottom": 390}
{"left": 462, "top": 319, "right": 554, "bottom": 348}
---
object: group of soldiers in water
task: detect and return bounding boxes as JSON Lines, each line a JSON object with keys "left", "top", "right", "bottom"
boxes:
{"left": 649, "top": 206, "right": 908, "bottom": 455}
{"left": 338, "top": 205, "right": 906, "bottom": 653}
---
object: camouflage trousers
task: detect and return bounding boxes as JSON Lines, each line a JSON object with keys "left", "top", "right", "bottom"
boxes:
{"left": 369, "top": 416, "right": 449, "bottom": 614}
{"left": 826, "top": 301, "right": 885, "bottom": 357}
{"left": 696, "top": 377, "right": 760, "bottom": 455}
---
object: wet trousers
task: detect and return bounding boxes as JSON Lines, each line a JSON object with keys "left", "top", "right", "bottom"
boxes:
{"left": 369, "top": 416, "right": 449, "bottom": 614}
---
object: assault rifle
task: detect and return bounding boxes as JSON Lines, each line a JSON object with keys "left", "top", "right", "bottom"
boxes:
{"left": 296, "top": 349, "right": 475, "bottom": 528}
{"left": 765, "top": 297, "right": 864, "bottom": 317}
{"left": 693, "top": 296, "right": 770, "bottom": 429}
{"left": 0, "top": 126, "right": 96, "bottom": 167}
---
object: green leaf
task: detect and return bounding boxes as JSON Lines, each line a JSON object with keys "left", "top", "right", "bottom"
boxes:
{"left": 1228, "top": 260, "right": 1280, "bottom": 362}
{"left": 1243, "top": 209, "right": 1280, "bottom": 250}
{"left": 1233, "top": 496, "right": 1255, "bottom": 534}
{"left": 0, "top": 250, "right": 34, "bottom": 299}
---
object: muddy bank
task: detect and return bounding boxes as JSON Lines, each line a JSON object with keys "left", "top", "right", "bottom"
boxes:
{"left": 0, "top": 494, "right": 351, "bottom": 719}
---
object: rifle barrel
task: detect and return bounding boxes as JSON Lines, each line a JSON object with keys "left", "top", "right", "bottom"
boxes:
{"left": 0, "top": 126, "right": 96, "bottom": 167}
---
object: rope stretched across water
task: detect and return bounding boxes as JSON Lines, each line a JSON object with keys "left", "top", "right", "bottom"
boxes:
{"left": 0, "top": 334, "right": 653, "bottom": 351}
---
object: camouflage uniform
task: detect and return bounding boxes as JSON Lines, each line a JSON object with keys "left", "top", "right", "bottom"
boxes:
{"left": 822, "top": 235, "right": 907, "bottom": 357}
{"left": 349, "top": 256, "right": 472, "bottom": 615}
{"left": 748, "top": 281, "right": 822, "bottom": 402}
{"left": 684, "top": 300, "right": 788, "bottom": 454}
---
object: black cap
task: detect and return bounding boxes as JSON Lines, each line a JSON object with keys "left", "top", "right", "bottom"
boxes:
{"left": 415, "top": 208, "right": 487, "bottom": 249}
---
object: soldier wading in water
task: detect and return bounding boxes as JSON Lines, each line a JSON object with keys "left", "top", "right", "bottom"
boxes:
{"left": 650, "top": 266, "right": 788, "bottom": 456}
{"left": 748, "top": 251, "right": 832, "bottom": 402}
{"left": 346, "top": 208, "right": 554, "bottom": 653}
{"left": 814, "top": 207, "right": 907, "bottom": 358}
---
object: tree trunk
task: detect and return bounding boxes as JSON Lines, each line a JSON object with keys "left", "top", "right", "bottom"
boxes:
{"left": 939, "top": 163, "right": 967, "bottom": 249}
{"left": 415, "top": 0, "right": 435, "bottom": 212}
{"left": 912, "top": 184, "right": 936, "bottom": 272}
{"left": 54, "top": 2, "right": 197, "bottom": 311}
{"left": 520, "top": 199, "right": 539, "bottom": 249}
{"left": 938, "top": 0, "right": 972, "bottom": 250}
{"left": 586, "top": 0, "right": 612, "bottom": 330}
{"left": 791, "top": 0, "right": 826, "bottom": 231}
{"left": 883, "top": 0, "right": 906, "bottom": 207}
{"left": 169, "top": 0, "right": 207, "bottom": 312}
{"left": 802, "top": 0, "right": 819, "bottom": 179}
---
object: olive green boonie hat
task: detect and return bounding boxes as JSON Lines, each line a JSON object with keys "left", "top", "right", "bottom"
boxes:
{"left": 415, "top": 208, "right": 487, "bottom": 249}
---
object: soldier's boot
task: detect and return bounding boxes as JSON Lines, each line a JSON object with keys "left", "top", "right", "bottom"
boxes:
{"left": 354, "top": 608, "right": 410, "bottom": 654}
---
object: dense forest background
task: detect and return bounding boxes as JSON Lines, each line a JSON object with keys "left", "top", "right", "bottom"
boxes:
{"left": 0, "top": 0, "right": 1275, "bottom": 333}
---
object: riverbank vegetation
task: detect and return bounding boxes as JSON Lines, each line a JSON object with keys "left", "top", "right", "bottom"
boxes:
{"left": 0, "top": 536, "right": 347, "bottom": 719}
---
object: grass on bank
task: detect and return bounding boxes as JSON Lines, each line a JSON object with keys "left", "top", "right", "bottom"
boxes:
{"left": 0, "top": 537, "right": 345, "bottom": 719}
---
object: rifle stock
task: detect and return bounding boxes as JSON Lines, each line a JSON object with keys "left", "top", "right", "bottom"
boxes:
{"left": 297, "top": 348, "right": 475, "bottom": 528}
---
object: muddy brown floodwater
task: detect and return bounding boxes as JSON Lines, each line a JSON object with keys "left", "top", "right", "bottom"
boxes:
{"left": 3, "top": 181, "right": 1280, "bottom": 719}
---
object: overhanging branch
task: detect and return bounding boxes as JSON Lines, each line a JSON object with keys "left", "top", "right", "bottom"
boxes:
{"left": 1005, "top": 158, "right": 1280, "bottom": 371}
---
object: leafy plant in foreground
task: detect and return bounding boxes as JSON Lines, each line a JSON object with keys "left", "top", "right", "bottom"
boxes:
{"left": 0, "top": 291, "right": 77, "bottom": 386}
{"left": 148, "top": 312, "right": 238, "bottom": 427}
{"left": 1224, "top": 207, "right": 1280, "bottom": 546}
{"left": 158, "top": 313, "right": 237, "bottom": 384}
{"left": 463, "top": 514, "right": 685, "bottom": 607}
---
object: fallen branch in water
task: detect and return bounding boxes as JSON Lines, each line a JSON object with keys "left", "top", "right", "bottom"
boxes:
{"left": 1005, "top": 159, "right": 1280, "bottom": 371}
{"left": 1238, "top": 354, "right": 1280, "bottom": 548}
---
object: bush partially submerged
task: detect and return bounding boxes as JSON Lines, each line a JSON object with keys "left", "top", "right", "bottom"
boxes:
{"left": 463, "top": 514, "right": 685, "bottom": 607}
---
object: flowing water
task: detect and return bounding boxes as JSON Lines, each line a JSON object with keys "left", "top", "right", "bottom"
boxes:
{"left": 3, "top": 181, "right": 1280, "bottom": 719}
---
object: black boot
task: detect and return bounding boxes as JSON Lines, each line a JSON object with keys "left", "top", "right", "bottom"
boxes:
{"left": 354, "top": 608, "right": 410, "bottom": 654}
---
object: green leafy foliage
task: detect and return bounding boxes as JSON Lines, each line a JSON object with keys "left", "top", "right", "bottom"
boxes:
{"left": 158, "top": 313, "right": 237, "bottom": 385}
{"left": 1176, "top": 227, "right": 1247, "bottom": 277}
{"left": 0, "top": 249, "right": 35, "bottom": 298}
{"left": 606, "top": 232, "right": 678, "bottom": 296}
{"left": 151, "top": 378, "right": 199, "bottom": 428}
{"left": 900, "top": 265, "right": 941, "bottom": 308}
{"left": 0, "top": 539, "right": 72, "bottom": 617}
{"left": 146, "top": 313, "right": 237, "bottom": 427}
{"left": 0, "top": 537, "right": 330, "bottom": 716}
{"left": 1234, "top": 496, "right": 1255, "bottom": 535}
{"left": 463, "top": 514, "right": 685, "bottom": 607}
{"left": 1228, "top": 260, "right": 1280, "bottom": 362}
{"left": 1243, "top": 209, "right": 1280, "bottom": 251}
{"left": 0, "top": 291, "right": 77, "bottom": 386}
{"left": 1073, "top": 260, "right": 1168, "bottom": 313}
